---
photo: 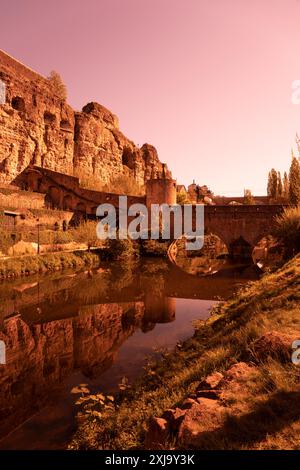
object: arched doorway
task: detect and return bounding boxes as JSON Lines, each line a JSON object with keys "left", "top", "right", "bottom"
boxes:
{"left": 229, "top": 236, "right": 252, "bottom": 261}
{"left": 73, "top": 202, "right": 87, "bottom": 224}
{"left": 46, "top": 186, "right": 61, "bottom": 208}
{"left": 63, "top": 195, "right": 73, "bottom": 211}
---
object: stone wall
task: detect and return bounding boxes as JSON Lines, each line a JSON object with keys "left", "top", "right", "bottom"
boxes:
{"left": 0, "top": 186, "right": 45, "bottom": 210}
{"left": 0, "top": 49, "right": 171, "bottom": 187}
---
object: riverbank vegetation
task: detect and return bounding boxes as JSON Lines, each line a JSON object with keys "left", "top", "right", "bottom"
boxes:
{"left": 0, "top": 233, "right": 142, "bottom": 279}
{"left": 273, "top": 206, "right": 300, "bottom": 258}
{"left": 0, "top": 251, "right": 101, "bottom": 279}
{"left": 70, "top": 254, "right": 300, "bottom": 450}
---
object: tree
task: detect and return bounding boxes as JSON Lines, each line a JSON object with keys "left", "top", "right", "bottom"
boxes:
{"left": 267, "top": 171, "right": 272, "bottom": 197}
{"left": 273, "top": 206, "right": 300, "bottom": 258}
{"left": 47, "top": 70, "right": 67, "bottom": 101}
{"left": 267, "top": 168, "right": 278, "bottom": 199}
{"left": 277, "top": 171, "right": 283, "bottom": 198}
{"left": 283, "top": 171, "right": 289, "bottom": 199}
{"left": 243, "top": 189, "right": 255, "bottom": 205}
{"left": 176, "top": 192, "right": 189, "bottom": 205}
{"left": 289, "top": 156, "right": 300, "bottom": 205}
{"left": 71, "top": 221, "right": 101, "bottom": 251}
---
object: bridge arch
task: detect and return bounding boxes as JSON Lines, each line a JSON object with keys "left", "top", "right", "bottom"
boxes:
{"left": 62, "top": 194, "right": 73, "bottom": 211}
{"left": 167, "top": 232, "right": 228, "bottom": 271}
{"left": 45, "top": 186, "right": 61, "bottom": 208}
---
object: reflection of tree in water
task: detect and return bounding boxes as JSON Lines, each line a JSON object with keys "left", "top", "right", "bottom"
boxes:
{"left": 109, "top": 261, "right": 137, "bottom": 293}
{"left": 72, "top": 273, "right": 110, "bottom": 305}
{"left": 140, "top": 258, "right": 170, "bottom": 275}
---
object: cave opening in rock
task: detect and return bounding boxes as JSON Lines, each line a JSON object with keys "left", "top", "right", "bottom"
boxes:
{"left": 122, "top": 147, "right": 135, "bottom": 170}
{"left": 11, "top": 96, "right": 25, "bottom": 112}
{"left": 60, "top": 120, "right": 72, "bottom": 131}
{"left": 44, "top": 111, "right": 56, "bottom": 125}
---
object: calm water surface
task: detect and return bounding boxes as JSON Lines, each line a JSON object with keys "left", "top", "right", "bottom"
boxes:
{"left": 0, "top": 258, "right": 259, "bottom": 449}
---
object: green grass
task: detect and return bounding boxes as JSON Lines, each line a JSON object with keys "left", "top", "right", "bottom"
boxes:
{"left": 0, "top": 251, "right": 101, "bottom": 279}
{"left": 70, "top": 254, "right": 300, "bottom": 450}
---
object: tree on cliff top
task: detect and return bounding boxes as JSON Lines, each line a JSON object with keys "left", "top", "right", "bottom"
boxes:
{"left": 47, "top": 70, "right": 67, "bottom": 101}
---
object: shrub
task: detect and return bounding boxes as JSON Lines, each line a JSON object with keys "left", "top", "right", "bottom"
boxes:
{"left": 105, "top": 237, "right": 138, "bottom": 260}
{"left": 73, "top": 168, "right": 103, "bottom": 192}
{"left": 47, "top": 70, "right": 67, "bottom": 101}
{"left": 273, "top": 206, "right": 300, "bottom": 257}
{"left": 109, "top": 174, "right": 144, "bottom": 196}
{"left": 70, "top": 220, "right": 103, "bottom": 251}
{"left": 0, "top": 229, "right": 20, "bottom": 254}
{"left": 243, "top": 189, "right": 255, "bottom": 205}
{"left": 176, "top": 192, "right": 189, "bottom": 205}
{"left": 73, "top": 168, "right": 144, "bottom": 196}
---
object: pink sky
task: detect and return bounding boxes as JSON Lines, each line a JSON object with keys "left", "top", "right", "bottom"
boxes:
{"left": 1, "top": 0, "right": 300, "bottom": 195}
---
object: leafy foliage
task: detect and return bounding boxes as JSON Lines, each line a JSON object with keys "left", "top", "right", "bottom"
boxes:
{"left": 47, "top": 70, "right": 67, "bottom": 101}
{"left": 289, "top": 157, "right": 300, "bottom": 206}
{"left": 273, "top": 206, "right": 300, "bottom": 257}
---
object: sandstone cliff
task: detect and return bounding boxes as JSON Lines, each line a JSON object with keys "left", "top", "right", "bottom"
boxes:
{"left": 0, "top": 49, "right": 170, "bottom": 187}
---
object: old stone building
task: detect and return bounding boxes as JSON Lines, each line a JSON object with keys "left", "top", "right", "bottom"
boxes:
{"left": 0, "top": 49, "right": 171, "bottom": 187}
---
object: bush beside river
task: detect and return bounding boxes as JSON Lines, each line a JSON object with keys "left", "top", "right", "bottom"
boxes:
{"left": 0, "top": 251, "right": 101, "bottom": 279}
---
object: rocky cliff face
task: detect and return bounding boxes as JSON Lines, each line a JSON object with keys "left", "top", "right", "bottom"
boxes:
{"left": 0, "top": 50, "right": 170, "bottom": 187}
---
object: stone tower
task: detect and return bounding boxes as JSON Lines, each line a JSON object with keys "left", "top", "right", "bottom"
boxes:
{"left": 146, "top": 164, "right": 177, "bottom": 209}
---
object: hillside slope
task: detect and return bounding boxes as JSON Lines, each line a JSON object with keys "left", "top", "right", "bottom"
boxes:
{"left": 71, "top": 255, "right": 300, "bottom": 450}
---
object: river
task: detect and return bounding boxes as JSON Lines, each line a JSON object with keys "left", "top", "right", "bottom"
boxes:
{"left": 0, "top": 257, "right": 259, "bottom": 449}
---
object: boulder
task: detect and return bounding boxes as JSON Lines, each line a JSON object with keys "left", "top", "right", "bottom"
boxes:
{"left": 223, "top": 362, "right": 253, "bottom": 382}
{"left": 161, "top": 408, "right": 186, "bottom": 432}
{"left": 249, "top": 331, "right": 295, "bottom": 363}
{"left": 178, "top": 398, "right": 225, "bottom": 448}
{"left": 196, "top": 371, "right": 223, "bottom": 391}
{"left": 144, "top": 417, "right": 169, "bottom": 449}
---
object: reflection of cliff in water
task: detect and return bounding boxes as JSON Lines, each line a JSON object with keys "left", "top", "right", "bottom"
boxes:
{"left": 0, "top": 258, "right": 258, "bottom": 442}
{"left": 0, "top": 294, "right": 176, "bottom": 440}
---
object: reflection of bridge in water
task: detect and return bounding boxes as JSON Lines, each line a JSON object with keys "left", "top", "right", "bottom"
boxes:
{"left": 0, "top": 261, "right": 259, "bottom": 324}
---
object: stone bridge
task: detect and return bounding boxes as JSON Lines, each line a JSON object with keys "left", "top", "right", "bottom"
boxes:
{"left": 168, "top": 204, "right": 285, "bottom": 261}
{"left": 15, "top": 165, "right": 285, "bottom": 259}
{"left": 14, "top": 165, "right": 145, "bottom": 223}
{"left": 202, "top": 204, "right": 284, "bottom": 257}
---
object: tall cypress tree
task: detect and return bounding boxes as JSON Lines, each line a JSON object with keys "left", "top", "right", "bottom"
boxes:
{"left": 277, "top": 171, "right": 283, "bottom": 197}
{"left": 283, "top": 171, "right": 289, "bottom": 199}
{"left": 289, "top": 157, "right": 300, "bottom": 205}
{"left": 268, "top": 168, "right": 278, "bottom": 199}
{"left": 267, "top": 171, "right": 272, "bottom": 197}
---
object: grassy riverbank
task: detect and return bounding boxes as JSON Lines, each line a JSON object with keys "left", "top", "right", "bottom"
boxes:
{"left": 70, "top": 254, "right": 300, "bottom": 450}
{"left": 0, "top": 250, "right": 101, "bottom": 279}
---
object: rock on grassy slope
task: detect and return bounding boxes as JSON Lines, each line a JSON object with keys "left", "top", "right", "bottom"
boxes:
{"left": 70, "top": 255, "right": 300, "bottom": 450}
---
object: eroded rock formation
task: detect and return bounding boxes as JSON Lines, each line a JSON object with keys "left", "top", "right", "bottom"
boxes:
{"left": 0, "top": 50, "right": 170, "bottom": 186}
